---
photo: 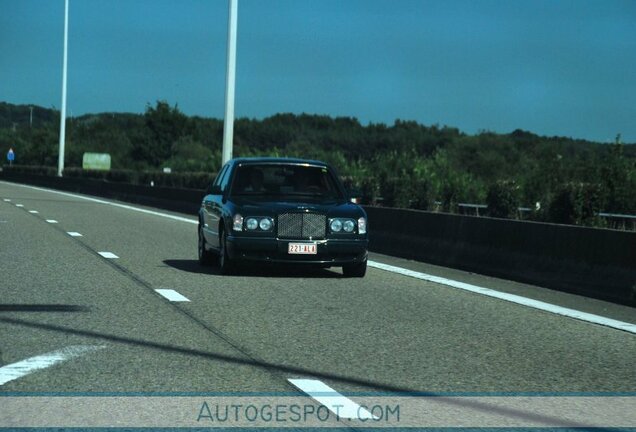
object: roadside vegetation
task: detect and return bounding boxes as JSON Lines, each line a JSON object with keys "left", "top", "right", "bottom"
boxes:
{"left": 1, "top": 101, "right": 634, "bottom": 228}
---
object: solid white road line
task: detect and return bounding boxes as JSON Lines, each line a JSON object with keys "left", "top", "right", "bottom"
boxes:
{"left": 67, "top": 232, "right": 83, "bottom": 237}
{"left": 29, "top": 210, "right": 39, "bottom": 214}
{"left": 368, "top": 260, "right": 636, "bottom": 335}
{"left": 98, "top": 252, "right": 119, "bottom": 259}
{"left": 46, "top": 219, "right": 58, "bottom": 224}
{"left": 288, "top": 379, "right": 375, "bottom": 420}
{"left": 0, "top": 345, "right": 105, "bottom": 386}
{"left": 4, "top": 181, "right": 634, "bottom": 336}
{"left": 155, "top": 289, "right": 191, "bottom": 302}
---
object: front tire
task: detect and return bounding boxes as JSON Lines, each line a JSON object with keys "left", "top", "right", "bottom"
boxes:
{"left": 218, "top": 228, "right": 236, "bottom": 275}
{"left": 343, "top": 260, "right": 367, "bottom": 278}
{"left": 198, "top": 225, "right": 214, "bottom": 266}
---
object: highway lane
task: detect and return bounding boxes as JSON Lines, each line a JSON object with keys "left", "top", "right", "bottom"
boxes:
{"left": 1, "top": 180, "right": 635, "bottom": 397}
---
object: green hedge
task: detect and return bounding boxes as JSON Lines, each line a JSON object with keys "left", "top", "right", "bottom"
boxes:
{"left": 3, "top": 165, "right": 216, "bottom": 190}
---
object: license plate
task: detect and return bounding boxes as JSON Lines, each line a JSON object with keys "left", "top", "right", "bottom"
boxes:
{"left": 288, "top": 242, "right": 317, "bottom": 255}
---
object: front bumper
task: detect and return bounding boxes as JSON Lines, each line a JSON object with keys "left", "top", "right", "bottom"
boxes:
{"left": 226, "top": 235, "right": 368, "bottom": 266}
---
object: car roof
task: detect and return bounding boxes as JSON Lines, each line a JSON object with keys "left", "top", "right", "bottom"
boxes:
{"left": 231, "top": 157, "right": 330, "bottom": 167}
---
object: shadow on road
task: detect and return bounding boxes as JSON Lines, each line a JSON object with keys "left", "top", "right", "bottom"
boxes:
{"left": 0, "top": 315, "right": 600, "bottom": 429}
{"left": 0, "top": 304, "right": 89, "bottom": 312}
{"left": 163, "top": 259, "right": 342, "bottom": 279}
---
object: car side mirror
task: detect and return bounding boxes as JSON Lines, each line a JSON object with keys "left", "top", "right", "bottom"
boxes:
{"left": 206, "top": 185, "right": 222, "bottom": 195}
{"left": 347, "top": 188, "right": 363, "bottom": 204}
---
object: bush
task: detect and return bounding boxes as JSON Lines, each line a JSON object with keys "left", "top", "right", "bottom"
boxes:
{"left": 548, "top": 182, "right": 605, "bottom": 226}
{"left": 375, "top": 176, "right": 431, "bottom": 210}
{"left": 486, "top": 180, "right": 520, "bottom": 219}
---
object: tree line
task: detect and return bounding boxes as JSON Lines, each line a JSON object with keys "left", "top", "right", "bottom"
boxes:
{"left": 1, "top": 100, "right": 635, "bottom": 227}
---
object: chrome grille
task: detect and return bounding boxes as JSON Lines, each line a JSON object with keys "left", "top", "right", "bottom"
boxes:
{"left": 277, "top": 213, "right": 326, "bottom": 239}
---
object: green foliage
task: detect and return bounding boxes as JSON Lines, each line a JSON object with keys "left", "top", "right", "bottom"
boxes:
{"left": 2, "top": 101, "right": 635, "bottom": 229}
{"left": 132, "top": 101, "right": 189, "bottom": 168}
{"left": 486, "top": 180, "right": 520, "bottom": 218}
{"left": 548, "top": 182, "right": 605, "bottom": 226}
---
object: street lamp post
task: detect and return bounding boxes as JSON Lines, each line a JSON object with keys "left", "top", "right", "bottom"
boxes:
{"left": 222, "top": 0, "right": 238, "bottom": 165}
{"left": 57, "top": 0, "right": 69, "bottom": 177}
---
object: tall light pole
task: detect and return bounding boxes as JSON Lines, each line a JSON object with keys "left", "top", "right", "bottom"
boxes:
{"left": 222, "top": 0, "right": 238, "bottom": 164}
{"left": 57, "top": 0, "right": 69, "bottom": 177}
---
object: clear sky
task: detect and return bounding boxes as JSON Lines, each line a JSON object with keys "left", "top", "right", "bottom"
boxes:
{"left": 2, "top": 0, "right": 635, "bottom": 142}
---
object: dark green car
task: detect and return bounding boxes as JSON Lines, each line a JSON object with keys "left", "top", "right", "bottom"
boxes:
{"left": 198, "top": 158, "right": 368, "bottom": 277}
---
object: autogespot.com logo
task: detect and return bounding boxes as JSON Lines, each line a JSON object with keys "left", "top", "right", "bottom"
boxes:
{"left": 196, "top": 401, "right": 400, "bottom": 424}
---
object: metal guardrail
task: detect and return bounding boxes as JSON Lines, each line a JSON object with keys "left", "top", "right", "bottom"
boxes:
{"left": 435, "top": 201, "right": 636, "bottom": 230}
{"left": 598, "top": 213, "right": 636, "bottom": 231}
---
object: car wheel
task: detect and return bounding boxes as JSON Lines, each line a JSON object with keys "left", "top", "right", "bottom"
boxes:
{"left": 198, "top": 225, "right": 214, "bottom": 265}
{"left": 342, "top": 260, "right": 367, "bottom": 278}
{"left": 218, "top": 228, "right": 236, "bottom": 275}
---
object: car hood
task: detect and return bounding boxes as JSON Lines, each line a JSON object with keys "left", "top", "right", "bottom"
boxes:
{"left": 230, "top": 197, "right": 365, "bottom": 217}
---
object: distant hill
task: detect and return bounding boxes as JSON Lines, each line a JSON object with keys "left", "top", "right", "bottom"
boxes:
{"left": 1, "top": 100, "right": 634, "bottom": 223}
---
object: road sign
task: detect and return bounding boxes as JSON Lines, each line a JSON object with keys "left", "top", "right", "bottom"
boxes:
{"left": 82, "top": 153, "right": 111, "bottom": 171}
{"left": 7, "top": 148, "right": 15, "bottom": 165}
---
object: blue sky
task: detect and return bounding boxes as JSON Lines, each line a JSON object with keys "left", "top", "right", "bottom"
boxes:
{"left": 1, "top": 0, "right": 635, "bottom": 142}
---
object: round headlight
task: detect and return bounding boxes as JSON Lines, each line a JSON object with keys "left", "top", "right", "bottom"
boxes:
{"left": 259, "top": 218, "right": 272, "bottom": 231}
{"left": 245, "top": 218, "right": 258, "bottom": 230}
{"left": 330, "top": 219, "right": 343, "bottom": 232}
{"left": 343, "top": 220, "right": 355, "bottom": 232}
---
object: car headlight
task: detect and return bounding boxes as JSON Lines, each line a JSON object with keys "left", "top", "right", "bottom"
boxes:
{"left": 330, "top": 219, "right": 343, "bottom": 232}
{"left": 343, "top": 219, "right": 355, "bottom": 232}
{"left": 358, "top": 217, "right": 367, "bottom": 234}
{"left": 233, "top": 214, "right": 244, "bottom": 231}
{"left": 245, "top": 217, "right": 258, "bottom": 230}
{"left": 259, "top": 218, "right": 273, "bottom": 231}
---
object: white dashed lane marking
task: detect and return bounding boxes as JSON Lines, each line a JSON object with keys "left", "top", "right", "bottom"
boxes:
{"left": 15, "top": 204, "right": 24, "bottom": 207}
{"left": 67, "top": 232, "right": 83, "bottom": 237}
{"left": 0, "top": 346, "right": 105, "bottom": 386}
{"left": 46, "top": 219, "right": 58, "bottom": 224}
{"left": 288, "top": 378, "right": 375, "bottom": 420}
{"left": 155, "top": 289, "right": 191, "bottom": 302}
{"left": 29, "top": 210, "right": 39, "bottom": 214}
{"left": 5, "top": 181, "right": 635, "bottom": 336}
{"left": 98, "top": 252, "right": 119, "bottom": 259}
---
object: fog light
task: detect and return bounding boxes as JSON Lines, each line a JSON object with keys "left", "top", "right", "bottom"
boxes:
{"left": 358, "top": 217, "right": 366, "bottom": 234}
{"left": 233, "top": 214, "right": 244, "bottom": 231}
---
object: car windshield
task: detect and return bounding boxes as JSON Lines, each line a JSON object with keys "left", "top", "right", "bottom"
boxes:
{"left": 230, "top": 164, "right": 343, "bottom": 199}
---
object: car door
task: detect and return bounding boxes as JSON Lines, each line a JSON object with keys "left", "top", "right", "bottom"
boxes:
{"left": 202, "top": 164, "right": 230, "bottom": 250}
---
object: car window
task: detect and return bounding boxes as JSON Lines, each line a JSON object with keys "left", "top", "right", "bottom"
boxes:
{"left": 230, "top": 164, "right": 343, "bottom": 198}
{"left": 213, "top": 164, "right": 229, "bottom": 188}
{"left": 219, "top": 164, "right": 232, "bottom": 192}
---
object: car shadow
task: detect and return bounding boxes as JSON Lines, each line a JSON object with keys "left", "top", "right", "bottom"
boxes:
{"left": 0, "top": 304, "right": 90, "bottom": 312}
{"left": 162, "top": 259, "right": 343, "bottom": 278}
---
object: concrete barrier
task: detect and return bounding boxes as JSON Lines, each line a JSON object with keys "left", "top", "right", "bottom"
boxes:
{"left": 2, "top": 171, "right": 634, "bottom": 306}
{"left": 364, "top": 206, "right": 636, "bottom": 306}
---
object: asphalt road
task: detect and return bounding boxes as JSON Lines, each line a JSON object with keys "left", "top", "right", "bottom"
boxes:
{"left": 1, "top": 180, "right": 635, "bottom": 400}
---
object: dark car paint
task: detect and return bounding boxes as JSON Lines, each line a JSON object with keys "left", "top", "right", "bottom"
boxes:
{"left": 198, "top": 158, "right": 368, "bottom": 267}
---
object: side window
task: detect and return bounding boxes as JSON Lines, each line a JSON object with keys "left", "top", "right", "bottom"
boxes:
{"left": 219, "top": 164, "right": 232, "bottom": 192}
{"left": 213, "top": 164, "right": 229, "bottom": 188}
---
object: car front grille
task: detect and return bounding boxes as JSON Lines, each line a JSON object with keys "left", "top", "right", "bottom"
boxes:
{"left": 277, "top": 213, "right": 326, "bottom": 239}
